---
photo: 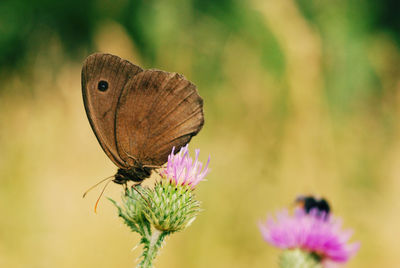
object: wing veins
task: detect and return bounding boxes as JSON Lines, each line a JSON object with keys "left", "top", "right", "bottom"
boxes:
{"left": 146, "top": 108, "right": 203, "bottom": 153}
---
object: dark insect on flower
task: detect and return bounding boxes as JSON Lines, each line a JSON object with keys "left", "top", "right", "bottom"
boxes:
{"left": 295, "top": 196, "right": 330, "bottom": 218}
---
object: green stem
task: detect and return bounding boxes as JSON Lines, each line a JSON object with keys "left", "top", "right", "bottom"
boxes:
{"left": 139, "top": 229, "right": 165, "bottom": 268}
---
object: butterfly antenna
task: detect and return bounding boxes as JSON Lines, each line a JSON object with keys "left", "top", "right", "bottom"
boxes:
{"left": 82, "top": 175, "right": 114, "bottom": 198}
{"left": 94, "top": 178, "right": 113, "bottom": 213}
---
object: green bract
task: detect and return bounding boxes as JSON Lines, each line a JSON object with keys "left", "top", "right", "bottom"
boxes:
{"left": 109, "top": 182, "right": 201, "bottom": 268}
{"left": 144, "top": 181, "right": 201, "bottom": 232}
{"left": 279, "top": 249, "right": 323, "bottom": 268}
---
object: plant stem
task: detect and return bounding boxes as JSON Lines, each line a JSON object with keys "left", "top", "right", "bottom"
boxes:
{"left": 139, "top": 229, "right": 164, "bottom": 268}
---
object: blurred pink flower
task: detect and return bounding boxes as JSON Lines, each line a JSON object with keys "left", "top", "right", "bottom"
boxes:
{"left": 161, "top": 145, "right": 210, "bottom": 189}
{"left": 259, "top": 208, "right": 360, "bottom": 265}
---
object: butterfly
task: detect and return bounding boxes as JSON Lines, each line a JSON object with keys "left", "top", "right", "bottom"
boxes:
{"left": 81, "top": 53, "right": 204, "bottom": 187}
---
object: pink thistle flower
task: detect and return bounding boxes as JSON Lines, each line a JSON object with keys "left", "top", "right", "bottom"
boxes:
{"left": 259, "top": 208, "right": 360, "bottom": 265}
{"left": 161, "top": 144, "right": 210, "bottom": 189}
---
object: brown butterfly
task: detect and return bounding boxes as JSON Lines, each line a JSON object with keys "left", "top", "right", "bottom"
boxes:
{"left": 82, "top": 53, "right": 204, "bottom": 187}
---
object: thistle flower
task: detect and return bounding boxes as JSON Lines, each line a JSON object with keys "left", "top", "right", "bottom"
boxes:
{"left": 259, "top": 208, "right": 360, "bottom": 267}
{"left": 161, "top": 144, "right": 210, "bottom": 189}
{"left": 110, "top": 145, "right": 211, "bottom": 268}
{"left": 143, "top": 145, "right": 210, "bottom": 232}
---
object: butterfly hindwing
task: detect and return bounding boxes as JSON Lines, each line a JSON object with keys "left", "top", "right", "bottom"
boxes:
{"left": 115, "top": 70, "right": 204, "bottom": 166}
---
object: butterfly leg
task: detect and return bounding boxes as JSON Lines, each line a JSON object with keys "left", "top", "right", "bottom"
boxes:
{"left": 131, "top": 184, "right": 151, "bottom": 207}
{"left": 154, "top": 169, "right": 162, "bottom": 177}
{"left": 143, "top": 164, "right": 162, "bottom": 169}
{"left": 123, "top": 183, "right": 128, "bottom": 194}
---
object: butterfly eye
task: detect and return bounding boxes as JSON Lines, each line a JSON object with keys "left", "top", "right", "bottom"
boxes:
{"left": 98, "top": 80, "right": 109, "bottom": 91}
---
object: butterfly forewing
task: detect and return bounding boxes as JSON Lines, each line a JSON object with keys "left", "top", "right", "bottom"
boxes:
{"left": 115, "top": 70, "right": 204, "bottom": 166}
{"left": 82, "top": 53, "right": 143, "bottom": 168}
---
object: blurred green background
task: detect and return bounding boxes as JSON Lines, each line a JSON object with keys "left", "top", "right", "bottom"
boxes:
{"left": 1, "top": 0, "right": 400, "bottom": 267}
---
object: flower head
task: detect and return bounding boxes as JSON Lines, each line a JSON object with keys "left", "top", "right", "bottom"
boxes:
{"left": 142, "top": 182, "right": 200, "bottom": 232}
{"left": 161, "top": 144, "right": 210, "bottom": 189}
{"left": 259, "top": 208, "right": 360, "bottom": 265}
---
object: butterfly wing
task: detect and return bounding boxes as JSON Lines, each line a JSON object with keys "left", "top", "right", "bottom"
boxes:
{"left": 115, "top": 70, "right": 204, "bottom": 166}
{"left": 81, "top": 53, "right": 143, "bottom": 168}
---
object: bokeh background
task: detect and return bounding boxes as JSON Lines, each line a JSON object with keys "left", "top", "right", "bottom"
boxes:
{"left": 1, "top": 0, "right": 400, "bottom": 267}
